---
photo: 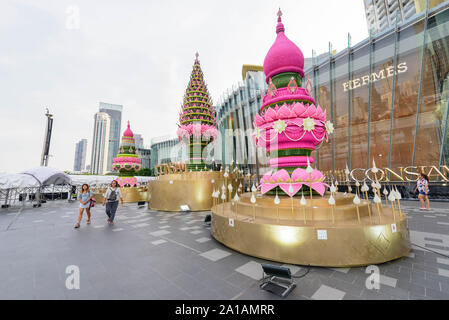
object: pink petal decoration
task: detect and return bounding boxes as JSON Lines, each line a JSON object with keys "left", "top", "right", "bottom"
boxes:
{"left": 279, "top": 183, "right": 302, "bottom": 196}
{"left": 292, "top": 102, "right": 306, "bottom": 117}
{"left": 261, "top": 170, "right": 273, "bottom": 183}
{"left": 291, "top": 168, "right": 309, "bottom": 182}
{"left": 316, "top": 105, "right": 323, "bottom": 119}
{"left": 310, "top": 169, "right": 324, "bottom": 181}
{"left": 271, "top": 169, "right": 290, "bottom": 183}
{"left": 311, "top": 183, "right": 327, "bottom": 196}
{"left": 264, "top": 108, "right": 277, "bottom": 122}
{"left": 261, "top": 184, "right": 278, "bottom": 194}
{"left": 278, "top": 105, "right": 291, "bottom": 119}
{"left": 254, "top": 114, "right": 265, "bottom": 126}
{"left": 305, "top": 104, "right": 317, "bottom": 117}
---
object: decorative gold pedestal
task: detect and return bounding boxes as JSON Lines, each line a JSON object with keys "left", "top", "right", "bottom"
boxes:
{"left": 148, "top": 171, "right": 243, "bottom": 212}
{"left": 211, "top": 192, "right": 410, "bottom": 267}
{"left": 93, "top": 186, "right": 148, "bottom": 203}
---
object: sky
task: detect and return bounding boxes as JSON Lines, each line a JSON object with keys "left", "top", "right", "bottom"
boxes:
{"left": 0, "top": 0, "right": 368, "bottom": 174}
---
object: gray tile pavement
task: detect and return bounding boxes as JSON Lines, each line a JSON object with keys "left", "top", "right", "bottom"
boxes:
{"left": 1, "top": 200, "right": 449, "bottom": 299}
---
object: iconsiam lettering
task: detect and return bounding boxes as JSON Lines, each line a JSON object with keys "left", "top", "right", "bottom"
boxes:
{"left": 327, "top": 165, "right": 449, "bottom": 183}
{"left": 342, "top": 62, "right": 408, "bottom": 91}
{"left": 154, "top": 162, "right": 187, "bottom": 176}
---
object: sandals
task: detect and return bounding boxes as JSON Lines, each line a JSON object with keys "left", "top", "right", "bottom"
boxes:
{"left": 74, "top": 223, "right": 80, "bottom": 229}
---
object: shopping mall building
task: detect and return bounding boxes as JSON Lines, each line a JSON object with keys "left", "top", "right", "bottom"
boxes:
{"left": 213, "top": 2, "right": 449, "bottom": 196}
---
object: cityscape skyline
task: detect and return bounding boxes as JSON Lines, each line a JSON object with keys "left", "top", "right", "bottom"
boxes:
{"left": 73, "top": 138, "right": 87, "bottom": 172}
{"left": 0, "top": 0, "right": 369, "bottom": 173}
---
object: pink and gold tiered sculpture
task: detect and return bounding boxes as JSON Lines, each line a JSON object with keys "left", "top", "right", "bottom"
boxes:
{"left": 96, "top": 121, "right": 148, "bottom": 203}
{"left": 112, "top": 121, "right": 141, "bottom": 187}
{"left": 177, "top": 52, "right": 218, "bottom": 170}
{"left": 253, "top": 9, "right": 334, "bottom": 197}
{"left": 211, "top": 10, "right": 410, "bottom": 267}
{"left": 148, "top": 53, "right": 243, "bottom": 212}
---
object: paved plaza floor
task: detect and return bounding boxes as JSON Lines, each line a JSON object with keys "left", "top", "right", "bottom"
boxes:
{"left": 1, "top": 199, "right": 449, "bottom": 300}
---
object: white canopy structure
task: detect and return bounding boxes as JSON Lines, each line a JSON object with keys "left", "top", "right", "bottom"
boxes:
{"left": 0, "top": 167, "right": 71, "bottom": 189}
{"left": 0, "top": 167, "right": 154, "bottom": 208}
{"left": 68, "top": 175, "right": 154, "bottom": 187}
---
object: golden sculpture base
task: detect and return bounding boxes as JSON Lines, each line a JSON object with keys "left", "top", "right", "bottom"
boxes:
{"left": 148, "top": 171, "right": 243, "bottom": 212}
{"left": 93, "top": 186, "right": 148, "bottom": 203}
{"left": 211, "top": 192, "right": 410, "bottom": 267}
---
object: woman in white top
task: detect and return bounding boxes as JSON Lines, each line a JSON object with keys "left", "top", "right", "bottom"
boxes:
{"left": 102, "top": 180, "right": 123, "bottom": 225}
{"left": 75, "top": 184, "right": 93, "bottom": 228}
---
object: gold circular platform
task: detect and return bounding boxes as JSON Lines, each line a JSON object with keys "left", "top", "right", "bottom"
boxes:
{"left": 93, "top": 186, "right": 148, "bottom": 203}
{"left": 148, "top": 171, "right": 244, "bottom": 212}
{"left": 211, "top": 192, "right": 410, "bottom": 267}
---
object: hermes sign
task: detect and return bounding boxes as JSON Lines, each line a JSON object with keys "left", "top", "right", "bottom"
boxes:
{"left": 343, "top": 62, "right": 408, "bottom": 92}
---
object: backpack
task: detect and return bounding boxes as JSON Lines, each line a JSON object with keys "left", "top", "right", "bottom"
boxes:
{"left": 108, "top": 188, "right": 117, "bottom": 202}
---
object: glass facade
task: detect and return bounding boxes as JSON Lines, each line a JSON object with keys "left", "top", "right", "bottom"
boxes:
{"left": 304, "top": 3, "right": 449, "bottom": 182}
{"left": 215, "top": 69, "right": 268, "bottom": 174}
{"left": 150, "top": 136, "right": 181, "bottom": 169}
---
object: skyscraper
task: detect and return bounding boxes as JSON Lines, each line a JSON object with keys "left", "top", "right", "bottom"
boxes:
{"left": 90, "top": 112, "right": 111, "bottom": 174}
{"left": 73, "top": 139, "right": 87, "bottom": 172}
{"left": 363, "top": 0, "right": 417, "bottom": 34}
{"left": 134, "top": 134, "right": 144, "bottom": 149}
{"left": 99, "top": 102, "right": 123, "bottom": 172}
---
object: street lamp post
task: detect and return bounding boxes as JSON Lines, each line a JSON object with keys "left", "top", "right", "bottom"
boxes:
{"left": 40, "top": 108, "right": 53, "bottom": 167}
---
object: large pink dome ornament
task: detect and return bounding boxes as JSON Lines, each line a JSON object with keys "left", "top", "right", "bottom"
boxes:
{"left": 263, "top": 8, "right": 305, "bottom": 82}
{"left": 123, "top": 121, "right": 134, "bottom": 138}
{"left": 254, "top": 9, "right": 334, "bottom": 197}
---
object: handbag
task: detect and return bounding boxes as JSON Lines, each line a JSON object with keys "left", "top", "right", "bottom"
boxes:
{"left": 90, "top": 197, "right": 96, "bottom": 208}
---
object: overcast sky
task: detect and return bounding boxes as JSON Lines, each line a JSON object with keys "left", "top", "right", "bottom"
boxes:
{"left": 0, "top": 0, "right": 368, "bottom": 174}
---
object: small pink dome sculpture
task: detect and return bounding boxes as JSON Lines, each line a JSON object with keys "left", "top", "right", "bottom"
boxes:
{"left": 263, "top": 8, "right": 305, "bottom": 82}
{"left": 123, "top": 121, "right": 133, "bottom": 137}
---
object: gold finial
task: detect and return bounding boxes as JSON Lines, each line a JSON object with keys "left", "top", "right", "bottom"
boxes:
{"left": 277, "top": 7, "right": 282, "bottom": 19}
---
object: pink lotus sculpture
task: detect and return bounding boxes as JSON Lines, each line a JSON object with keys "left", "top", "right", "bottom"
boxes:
{"left": 115, "top": 176, "right": 139, "bottom": 187}
{"left": 260, "top": 168, "right": 329, "bottom": 196}
{"left": 177, "top": 123, "right": 218, "bottom": 141}
{"left": 255, "top": 9, "right": 334, "bottom": 196}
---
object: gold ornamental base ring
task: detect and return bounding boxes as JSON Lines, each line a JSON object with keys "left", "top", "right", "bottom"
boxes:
{"left": 93, "top": 187, "right": 148, "bottom": 203}
{"left": 148, "top": 171, "right": 244, "bottom": 212}
{"left": 211, "top": 192, "right": 411, "bottom": 267}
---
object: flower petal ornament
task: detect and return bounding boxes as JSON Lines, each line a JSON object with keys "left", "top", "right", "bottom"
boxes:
{"left": 259, "top": 168, "right": 329, "bottom": 196}
{"left": 325, "top": 120, "right": 334, "bottom": 134}
{"left": 273, "top": 119, "right": 287, "bottom": 133}
{"left": 329, "top": 182, "right": 337, "bottom": 193}
{"left": 302, "top": 117, "right": 315, "bottom": 132}
{"left": 328, "top": 194, "right": 336, "bottom": 205}
{"left": 361, "top": 181, "right": 369, "bottom": 193}
{"left": 274, "top": 192, "right": 280, "bottom": 205}
{"left": 300, "top": 192, "right": 307, "bottom": 206}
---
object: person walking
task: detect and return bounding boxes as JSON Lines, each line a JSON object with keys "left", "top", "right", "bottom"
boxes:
{"left": 102, "top": 180, "right": 123, "bottom": 225}
{"left": 75, "top": 184, "right": 93, "bottom": 228}
{"left": 415, "top": 173, "right": 431, "bottom": 211}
